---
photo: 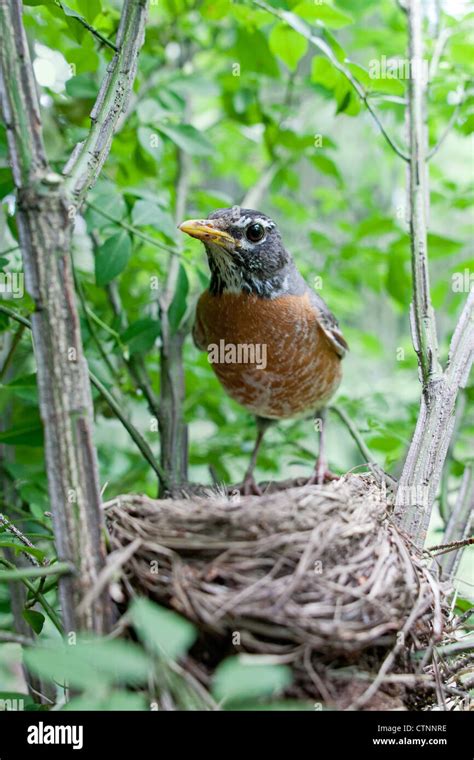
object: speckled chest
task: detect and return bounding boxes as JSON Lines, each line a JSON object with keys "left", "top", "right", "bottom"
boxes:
{"left": 194, "top": 290, "right": 342, "bottom": 419}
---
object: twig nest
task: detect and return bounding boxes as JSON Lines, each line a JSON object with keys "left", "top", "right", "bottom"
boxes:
{"left": 105, "top": 475, "right": 446, "bottom": 658}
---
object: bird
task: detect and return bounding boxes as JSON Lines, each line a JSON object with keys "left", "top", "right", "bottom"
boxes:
{"left": 179, "top": 207, "right": 348, "bottom": 494}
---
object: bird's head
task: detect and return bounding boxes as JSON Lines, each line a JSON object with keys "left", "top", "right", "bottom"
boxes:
{"left": 179, "top": 207, "right": 294, "bottom": 297}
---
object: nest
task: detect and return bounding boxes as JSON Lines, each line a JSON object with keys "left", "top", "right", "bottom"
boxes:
{"left": 105, "top": 474, "right": 456, "bottom": 710}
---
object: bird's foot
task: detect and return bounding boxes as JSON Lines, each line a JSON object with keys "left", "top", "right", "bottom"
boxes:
{"left": 306, "top": 461, "right": 339, "bottom": 486}
{"left": 240, "top": 474, "right": 263, "bottom": 496}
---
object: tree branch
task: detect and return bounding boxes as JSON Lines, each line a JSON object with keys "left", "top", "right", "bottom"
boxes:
{"left": 250, "top": 0, "right": 409, "bottom": 161}
{"left": 0, "top": 0, "right": 149, "bottom": 634}
{"left": 157, "top": 93, "right": 192, "bottom": 492}
{"left": 427, "top": 84, "right": 466, "bottom": 161}
{"left": 0, "top": 303, "right": 168, "bottom": 490}
{"left": 0, "top": 557, "right": 62, "bottom": 632}
{"left": 0, "top": 0, "right": 48, "bottom": 186}
{"left": 393, "top": 2, "right": 473, "bottom": 547}
{"left": 406, "top": 0, "right": 442, "bottom": 388}
{"left": 63, "top": 0, "right": 148, "bottom": 208}
{"left": 56, "top": 1, "right": 118, "bottom": 52}
{"left": 437, "top": 466, "right": 473, "bottom": 578}
{"left": 87, "top": 200, "right": 179, "bottom": 256}
{"left": 446, "top": 289, "right": 474, "bottom": 388}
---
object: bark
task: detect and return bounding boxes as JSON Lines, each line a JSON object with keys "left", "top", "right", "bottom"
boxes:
{"left": 438, "top": 466, "right": 473, "bottom": 579}
{"left": 158, "top": 138, "right": 191, "bottom": 493}
{"left": 159, "top": 330, "right": 188, "bottom": 492}
{"left": 394, "top": 1, "right": 474, "bottom": 547}
{"left": 0, "top": 0, "right": 149, "bottom": 633}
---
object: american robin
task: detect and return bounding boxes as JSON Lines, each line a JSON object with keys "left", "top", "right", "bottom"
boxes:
{"left": 179, "top": 207, "right": 348, "bottom": 494}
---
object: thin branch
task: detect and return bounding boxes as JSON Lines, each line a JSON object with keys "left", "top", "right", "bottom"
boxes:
{"left": 0, "top": 557, "right": 62, "bottom": 633}
{"left": 0, "top": 511, "right": 42, "bottom": 567}
{"left": 0, "top": 304, "right": 168, "bottom": 490}
{"left": 428, "top": 26, "right": 451, "bottom": 83}
{"left": 250, "top": 0, "right": 409, "bottom": 161}
{"left": 0, "top": 323, "right": 25, "bottom": 381}
{"left": 86, "top": 200, "right": 179, "bottom": 256}
{"left": 329, "top": 404, "right": 387, "bottom": 484}
{"left": 106, "top": 281, "right": 163, "bottom": 427}
{"left": 56, "top": 1, "right": 118, "bottom": 52}
{"left": 241, "top": 160, "right": 283, "bottom": 209}
{"left": 0, "top": 305, "right": 31, "bottom": 328}
{"left": 74, "top": 265, "right": 121, "bottom": 383}
{"left": 89, "top": 371, "right": 168, "bottom": 489}
{"left": 446, "top": 289, "right": 474, "bottom": 389}
{"left": 406, "top": 0, "right": 441, "bottom": 388}
{"left": 437, "top": 466, "right": 473, "bottom": 577}
{"left": 0, "top": 0, "right": 48, "bottom": 186}
{"left": 63, "top": 0, "right": 149, "bottom": 207}
{"left": 427, "top": 85, "right": 466, "bottom": 161}
{"left": 0, "top": 560, "right": 72, "bottom": 582}
{"left": 0, "top": 630, "right": 34, "bottom": 646}
{"left": 427, "top": 536, "right": 473, "bottom": 557}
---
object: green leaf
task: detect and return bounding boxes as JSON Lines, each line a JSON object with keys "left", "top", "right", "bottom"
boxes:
{"left": 61, "top": 4, "right": 88, "bottom": 44}
{"left": 137, "top": 127, "right": 164, "bottom": 161}
{"left": 65, "top": 74, "right": 98, "bottom": 99}
{"left": 311, "top": 154, "right": 342, "bottom": 183}
{"left": 212, "top": 656, "right": 292, "bottom": 704}
{"left": 232, "top": 28, "right": 280, "bottom": 78}
{"left": 427, "top": 233, "right": 462, "bottom": 258}
{"left": 0, "top": 373, "right": 38, "bottom": 404}
{"left": 293, "top": 2, "right": 353, "bottom": 29}
{"left": 95, "top": 231, "right": 131, "bottom": 286}
{"left": 323, "top": 28, "right": 346, "bottom": 63}
{"left": 131, "top": 200, "right": 175, "bottom": 241}
{"left": 168, "top": 265, "right": 189, "bottom": 333}
{"left": 311, "top": 56, "right": 340, "bottom": 89}
{"left": 387, "top": 251, "right": 411, "bottom": 306}
{"left": 64, "top": 691, "right": 147, "bottom": 711}
{"left": 355, "top": 214, "right": 396, "bottom": 240}
{"left": 0, "top": 539, "right": 45, "bottom": 562}
{"left": 130, "top": 598, "right": 197, "bottom": 660}
{"left": 137, "top": 99, "right": 167, "bottom": 125}
{"left": 22, "top": 610, "right": 45, "bottom": 635}
{"left": 0, "top": 423, "right": 43, "bottom": 447}
{"left": 269, "top": 24, "right": 308, "bottom": 71}
{"left": 357, "top": 63, "right": 405, "bottom": 95}
{"left": 81, "top": 0, "right": 101, "bottom": 24}
{"left": 156, "top": 123, "right": 213, "bottom": 156}
{"left": 25, "top": 638, "right": 150, "bottom": 689}
{"left": 121, "top": 318, "right": 161, "bottom": 355}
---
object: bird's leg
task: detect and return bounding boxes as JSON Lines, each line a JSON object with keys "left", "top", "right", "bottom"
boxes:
{"left": 241, "top": 417, "right": 272, "bottom": 496}
{"left": 307, "top": 409, "right": 338, "bottom": 486}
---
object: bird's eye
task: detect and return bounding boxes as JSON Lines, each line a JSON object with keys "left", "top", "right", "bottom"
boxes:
{"left": 246, "top": 223, "right": 265, "bottom": 243}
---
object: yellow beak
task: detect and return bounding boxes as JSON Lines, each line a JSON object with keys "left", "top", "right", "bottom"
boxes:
{"left": 178, "top": 219, "right": 235, "bottom": 247}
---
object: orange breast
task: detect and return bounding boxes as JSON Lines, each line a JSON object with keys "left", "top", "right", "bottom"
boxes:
{"left": 195, "top": 291, "right": 342, "bottom": 419}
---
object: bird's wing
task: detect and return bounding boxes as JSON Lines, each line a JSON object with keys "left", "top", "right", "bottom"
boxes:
{"left": 308, "top": 289, "right": 349, "bottom": 359}
{"left": 192, "top": 305, "right": 208, "bottom": 351}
